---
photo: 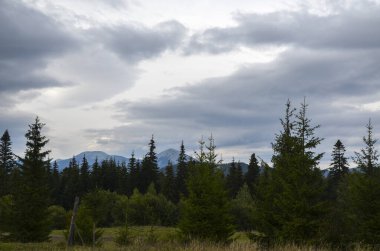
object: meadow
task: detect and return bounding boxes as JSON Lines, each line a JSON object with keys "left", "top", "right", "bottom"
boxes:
{"left": 0, "top": 226, "right": 377, "bottom": 251}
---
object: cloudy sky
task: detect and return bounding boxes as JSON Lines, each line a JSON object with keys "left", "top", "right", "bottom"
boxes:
{"left": 1, "top": 0, "right": 380, "bottom": 167}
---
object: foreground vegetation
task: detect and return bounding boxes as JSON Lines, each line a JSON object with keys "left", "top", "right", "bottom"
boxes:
{"left": 0, "top": 226, "right": 378, "bottom": 251}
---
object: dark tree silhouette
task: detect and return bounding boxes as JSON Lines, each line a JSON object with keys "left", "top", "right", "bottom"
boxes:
{"left": 11, "top": 117, "right": 51, "bottom": 242}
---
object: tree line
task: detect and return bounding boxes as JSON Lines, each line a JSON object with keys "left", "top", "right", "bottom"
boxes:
{"left": 0, "top": 100, "right": 380, "bottom": 247}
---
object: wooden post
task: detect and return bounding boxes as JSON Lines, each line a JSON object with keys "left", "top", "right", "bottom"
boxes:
{"left": 67, "top": 196, "right": 80, "bottom": 247}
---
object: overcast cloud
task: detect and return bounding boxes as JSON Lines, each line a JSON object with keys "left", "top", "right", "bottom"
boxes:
{"left": 1, "top": 0, "right": 380, "bottom": 166}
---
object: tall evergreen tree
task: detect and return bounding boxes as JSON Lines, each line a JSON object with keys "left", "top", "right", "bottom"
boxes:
{"left": 322, "top": 140, "right": 350, "bottom": 245}
{"left": 341, "top": 119, "right": 380, "bottom": 244}
{"left": 226, "top": 158, "right": 244, "bottom": 198}
{"left": 118, "top": 160, "right": 128, "bottom": 195}
{"left": 11, "top": 117, "right": 51, "bottom": 242}
{"left": 0, "top": 130, "right": 14, "bottom": 196}
{"left": 329, "top": 140, "right": 349, "bottom": 181}
{"left": 176, "top": 141, "right": 188, "bottom": 201}
{"left": 128, "top": 152, "right": 138, "bottom": 195}
{"left": 50, "top": 161, "right": 61, "bottom": 205}
{"left": 245, "top": 153, "right": 260, "bottom": 197}
{"left": 79, "top": 155, "right": 90, "bottom": 195}
{"left": 101, "top": 158, "right": 118, "bottom": 192}
{"left": 60, "top": 157, "right": 80, "bottom": 209}
{"left": 136, "top": 160, "right": 142, "bottom": 193}
{"left": 231, "top": 183, "right": 255, "bottom": 231}
{"left": 327, "top": 140, "right": 349, "bottom": 200}
{"left": 140, "top": 136, "right": 159, "bottom": 193}
{"left": 179, "top": 136, "right": 234, "bottom": 242}
{"left": 91, "top": 157, "right": 101, "bottom": 190}
{"left": 255, "top": 100, "right": 326, "bottom": 244}
{"left": 354, "top": 119, "right": 379, "bottom": 175}
{"left": 162, "top": 161, "right": 176, "bottom": 202}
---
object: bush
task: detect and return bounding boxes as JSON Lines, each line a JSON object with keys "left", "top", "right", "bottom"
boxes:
{"left": 47, "top": 205, "right": 67, "bottom": 230}
{"left": 65, "top": 206, "right": 103, "bottom": 246}
{"left": 81, "top": 189, "right": 128, "bottom": 227}
{"left": 0, "top": 195, "right": 13, "bottom": 234}
{"left": 115, "top": 223, "right": 132, "bottom": 246}
{"left": 127, "top": 185, "right": 178, "bottom": 226}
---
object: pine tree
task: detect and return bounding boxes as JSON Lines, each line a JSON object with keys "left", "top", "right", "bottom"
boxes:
{"left": 245, "top": 153, "right": 260, "bottom": 197}
{"left": 140, "top": 136, "right": 159, "bottom": 193}
{"left": 80, "top": 155, "right": 90, "bottom": 195}
{"left": 11, "top": 117, "right": 51, "bottom": 242}
{"left": 0, "top": 130, "right": 15, "bottom": 196}
{"left": 179, "top": 137, "right": 234, "bottom": 242}
{"left": 176, "top": 141, "right": 188, "bottom": 201}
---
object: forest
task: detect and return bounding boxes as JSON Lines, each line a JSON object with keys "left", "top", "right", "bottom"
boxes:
{"left": 0, "top": 100, "right": 380, "bottom": 250}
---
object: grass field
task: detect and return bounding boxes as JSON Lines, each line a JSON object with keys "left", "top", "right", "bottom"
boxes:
{"left": 0, "top": 227, "right": 377, "bottom": 250}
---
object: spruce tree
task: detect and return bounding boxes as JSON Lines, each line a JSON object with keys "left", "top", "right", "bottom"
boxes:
{"left": 231, "top": 183, "right": 255, "bottom": 231}
{"left": 50, "top": 161, "right": 61, "bottom": 205}
{"left": 179, "top": 136, "right": 234, "bottom": 242}
{"left": 329, "top": 140, "right": 349, "bottom": 181}
{"left": 11, "top": 117, "right": 51, "bottom": 242}
{"left": 176, "top": 141, "right": 188, "bottom": 201}
{"left": 118, "top": 160, "right": 128, "bottom": 195}
{"left": 91, "top": 157, "right": 101, "bottom": 190}
{"left": 80, "top": 155, "right": 90, "bottom": 195}
{"left": 255, "top": 100, "right": 325, "bottom": 244}
{"left": 128, "top": 152, "right": 138, "bottom": 195}
{"left": 140, "top": 136, "right": 158, "bottom": 193}
{"left": 0, "top": 130, "right": 15, "bottom": 196}
{"left": 354, "top": 119, "right": 379, "bottom": 175}
{"left": 328, "top": 139, "right": 349, "bottom": 200}
{"left": 226, "top": 158, "right": 237, "bottom": 198}
{"left": 102, "top": 158, "right": 118, "bottom": 192}
{"left": 245, "top": 153, "right": 260, "bottom": 197}
{"left": 322, "top": 140, "right": 350, "bottom": 245}
{"left": 226, "top": 158, "right": 244, "bottom": 198}
{"left": 162, "top": 161, "right": 176, "bottom": 202}
{"left": 341, "top": 119, "right": 380, "bottom": 244}
{"left": 61, "top": 157, "right": 80, "bottom": 209}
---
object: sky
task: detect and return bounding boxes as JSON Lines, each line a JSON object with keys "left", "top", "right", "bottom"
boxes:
{"left": 1, "top": 0, "right": 380, "bottom": 167}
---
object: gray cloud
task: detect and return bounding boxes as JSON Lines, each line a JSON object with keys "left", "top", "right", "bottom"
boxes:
{"left": 0, "top": 0, "right": 77, "bottom": 95}
{"left": 110, "top": 47, "right": 380, "bottom": 164}
{"left": 184, "top": 2, "right": 380, "bottom": 54}
{"left": 96, "top": 20, "right": 187, "bottom": 63}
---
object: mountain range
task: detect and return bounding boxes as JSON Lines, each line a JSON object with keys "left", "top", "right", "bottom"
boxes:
{"left": 54, "top": 150, "right": 338, "bottom": 176}
{"left": 55, "top": 148, "right": 188, "bottom": 171}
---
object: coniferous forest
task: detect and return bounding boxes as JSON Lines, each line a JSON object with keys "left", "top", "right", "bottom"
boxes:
{"left": 1, "top": 100, "right": 380, "bottom": 249}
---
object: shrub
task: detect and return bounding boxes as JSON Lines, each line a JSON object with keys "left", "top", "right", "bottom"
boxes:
{"left": 47, "top": 205, "right": 67, "bottom": 230}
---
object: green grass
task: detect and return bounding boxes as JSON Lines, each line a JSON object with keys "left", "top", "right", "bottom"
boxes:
{"left": 1, "top": 227, "right": 378, "bottom": 251}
